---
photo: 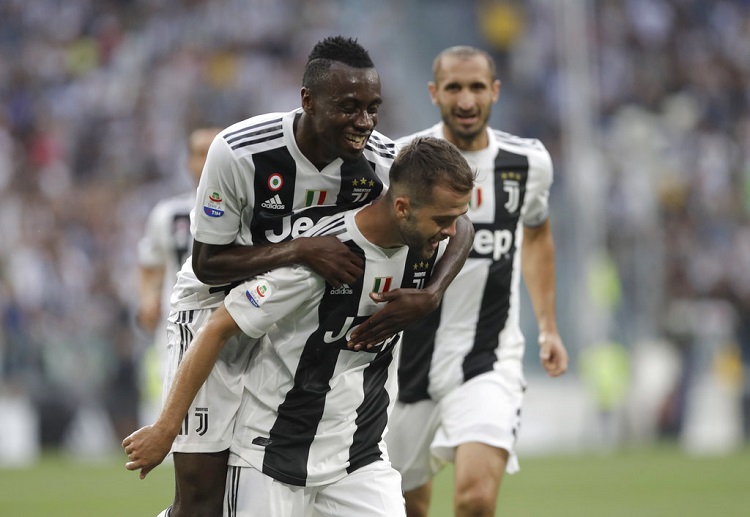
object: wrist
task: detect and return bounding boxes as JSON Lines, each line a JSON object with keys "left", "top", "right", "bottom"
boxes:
{"left": 423, "top": 285, "right": 442, "bottom": 311}
{"left": 153, "top": 418, "right": 181, "bottom": 439}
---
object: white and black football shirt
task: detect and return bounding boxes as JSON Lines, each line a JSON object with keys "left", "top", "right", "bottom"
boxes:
{"left": 224, "top": 208, "right": 446, "bottom": 486}
{"left": 172, "top": 108, "right": 396, "bottom": 310}
{"left": 396, "top": 123, "right": 553, "bottom": 402}
{"left": 137, "top": 191, "right": 195, "bottom": 318}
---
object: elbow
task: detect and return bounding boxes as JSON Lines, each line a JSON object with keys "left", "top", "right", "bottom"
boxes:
{"left": 457, "top": 214, "right": 475, "bottom": 255}
{"left": 192, "top": 249, "right": 219, "bottom": 285}
{"left": 459, "top": 214, "right": 475, "bottom": 239}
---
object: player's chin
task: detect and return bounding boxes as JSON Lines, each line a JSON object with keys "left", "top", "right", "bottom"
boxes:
{"left": 417, "top": 242, "right": 439, "bottom": 260}
{"left": 339, "top": 144, "right": 367, "bottom": 161}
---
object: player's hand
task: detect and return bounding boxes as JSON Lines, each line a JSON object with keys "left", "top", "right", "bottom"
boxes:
{"left": 539, "top": 332, "right": 568, "bottom": 377}
{"left": 348, "top": 288, "right": 440, "bottom": 351}
{"left": 122, "top": 425, "right": 174, "bottom": 479}
{"left": 295, "top": 236, "right": 364, "bottom": 288}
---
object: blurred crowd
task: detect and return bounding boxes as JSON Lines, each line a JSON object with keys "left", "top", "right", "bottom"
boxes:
{"left": 0, "top": 0, "right": 748, "bottom": 452}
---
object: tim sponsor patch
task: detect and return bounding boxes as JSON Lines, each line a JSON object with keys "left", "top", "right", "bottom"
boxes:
{"left": 245, "top": 281, "right": 271, "bottom": 308}
{"left": 203, "top": 189, "right": 225, "bottom": 217}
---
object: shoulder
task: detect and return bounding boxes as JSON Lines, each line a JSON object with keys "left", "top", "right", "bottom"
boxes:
{"left": 394, "top": 124, "right": 441, "bottom": 150}
{"left": 491, "top": 128, "right": 550, "bottom": 159}
{"left": 364, "top": 130, "right": 397, "bottom": 163}
{"left": 218, "top": 111, "right": 289, "bottom": 154}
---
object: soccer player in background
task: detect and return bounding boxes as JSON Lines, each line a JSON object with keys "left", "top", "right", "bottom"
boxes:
{"left": 136, "top": 127, "right": 220, "bottom": 425}
{"left": 132, "top": 36, "right": 473, "bottom": 517}
{"left": 386, "top": 46, "right": 569, "bottom": 517}
{"left": 123, "top": 137, "right": 476, "bottom": 517}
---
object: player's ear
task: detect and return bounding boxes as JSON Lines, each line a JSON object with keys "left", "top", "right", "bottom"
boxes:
{"left": 301, "top": 87, "right": 314, "bottom": 114}
{"left": 394, "top": 197, "right": 411, "bottom": 219}
{"left": 492, "top": 79, "right": 501, "bottom": 103}
{"left": 428, "top": 82, "right": 439, "bottom": 105}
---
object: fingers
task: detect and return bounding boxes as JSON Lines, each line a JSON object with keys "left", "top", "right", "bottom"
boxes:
{"left": 140, "top": 466, "right": 153, "bottom": 480}
{"left": 540, "top": 347, "right": 568, "bottom": 377}
{"left": 348, "top": 313, "right": 397, "bottom": 351}
{"left": 299, "top": 236, "right": 364, "bottom": 287}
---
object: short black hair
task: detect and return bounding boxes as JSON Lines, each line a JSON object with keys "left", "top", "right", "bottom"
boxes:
{"left": 302, "top": 36, "right": 375, "bottom": 90}
{"left": 388, "top": 137, "right": 476, "bottom": 207}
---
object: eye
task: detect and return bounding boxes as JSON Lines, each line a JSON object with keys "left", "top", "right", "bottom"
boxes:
{"left": 434, "top": 216, "right": 455, "bottom": 227}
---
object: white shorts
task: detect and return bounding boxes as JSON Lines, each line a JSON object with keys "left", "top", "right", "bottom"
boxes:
{"left": 164, "top": 307, "right": 256, "bottom": 453}
{"left": 223, "top": 461, "right": 405, "bottom": 517}
{"left": 386, "top": 365, "right": 525, "bottom": 491}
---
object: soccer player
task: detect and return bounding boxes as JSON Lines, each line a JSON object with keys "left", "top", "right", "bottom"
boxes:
{"left": 385, "top": 46, "right": 569, "bottom": 517}
{"left": 135, "top": 37, "right": 473, "bottom": 517}
{"left": 123, "top": 137, "right": 476, "bottom": 517}
{"left": 136, "top": 127, "right": 220, "bottom": 424}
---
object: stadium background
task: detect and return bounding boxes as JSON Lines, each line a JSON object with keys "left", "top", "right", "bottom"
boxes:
{"left": 0, "top": 0, "right": 749, "bottom": 514}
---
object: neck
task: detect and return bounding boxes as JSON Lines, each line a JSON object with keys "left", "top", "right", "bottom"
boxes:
{"left": 355, "top": 200, "right": 401, "bottom": 249}
{"left": 443, "top": 125, "right": 489, "bottom": 152}
{"left": 295, "top": 112, "right": 329, "bottom": 170}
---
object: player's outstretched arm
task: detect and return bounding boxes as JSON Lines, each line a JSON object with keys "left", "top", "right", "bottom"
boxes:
{"left": 136, "top": 265, "right": 164, "bottom": 332}
{"left": 522, "top": 219, "right": 568, "bottom": 376}
{"left": 192, "top": 236, "right": 363, "bottom": 289}
{"left": 349, "top": 214, "right": 474, "bottom": 350}
{"left": 122, "top": 306, "right": 240, "bottom": 479}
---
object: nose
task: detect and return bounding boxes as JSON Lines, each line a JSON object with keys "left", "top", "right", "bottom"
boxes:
{"left": 456, "top": 89, "right": 474, "bottom": 111}
{"left": 442, "top": 219, "right": 458, "bottom": 238}
{"left": 353, "top": 109, "right": 375, "bottom": 131}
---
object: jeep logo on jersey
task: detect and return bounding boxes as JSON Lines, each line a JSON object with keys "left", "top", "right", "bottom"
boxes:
{"left": 324, "top": 316, "right": 399, "bottom": 352}
{"left": 203, "top": 189, "right": 225, "bottom": 217}
{"left": 265, "top": 215, "right": 316, "bottom": 243}
{"left": 473, "top": 229, "right": 514, "bottom": 260}
{"left": 352, "top": 177, "right": 375, "bottom": 203}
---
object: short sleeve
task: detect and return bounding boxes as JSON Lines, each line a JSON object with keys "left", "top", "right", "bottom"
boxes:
{"left": 522, "top": 142, "right": 553, "bottom": 228}
{"left": 192, "top": 135, "right": 248, "bottom": 245}
{"left": 224, "top": 266, "right": 323, "bottom": 338}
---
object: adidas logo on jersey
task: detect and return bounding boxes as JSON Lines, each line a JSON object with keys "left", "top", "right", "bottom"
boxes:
{"left": 330, "top": 284, "right": 354, "bottom": 295}
{"left": 261, "top": 195, "right": 285, "bottom": 210}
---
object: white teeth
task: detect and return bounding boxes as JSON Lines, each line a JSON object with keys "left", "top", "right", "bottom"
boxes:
{"left": 346, "top": 134, "right": 366, "bottom": 146}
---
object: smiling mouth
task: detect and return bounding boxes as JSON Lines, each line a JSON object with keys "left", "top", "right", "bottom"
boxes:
{"left": 345, "top": 133, "right": 368, "bottom": 149}
{"left": 456, "top": 114, "right": 478, "bottom": 124}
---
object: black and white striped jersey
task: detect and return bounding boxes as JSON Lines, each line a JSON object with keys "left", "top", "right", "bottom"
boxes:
{"left": 223, "top": 208, "right": 445, "bottom": 487}
{"left": 171, "top": 108, "right": 396, "bottom": 310}
{"left": 395, "top": 123, "right": 553, "bottom": 402}
{"left": 137, "top": 191, "right": 194, "bottom": 318}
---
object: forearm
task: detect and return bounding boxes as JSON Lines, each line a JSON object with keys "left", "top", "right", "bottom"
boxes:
{"left": 522, "top": 222, "right": 558, "bottom": 334}
{"left": 427, "top": 214, "right": 473, "bottom": 296}
{"left": 137, "top": 267, "right": 164, "bottom": 331}
{"left": 153, "top": 311, "right": 237, "bottom": 437}
{"left": 192, "top": 239, "right": 302, "bottom": 285}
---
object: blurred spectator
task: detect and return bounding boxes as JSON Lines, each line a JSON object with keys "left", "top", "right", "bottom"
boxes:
{"left": 2, "top": 0, "right": 750, "bottom": 452}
